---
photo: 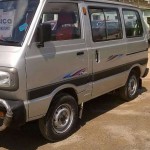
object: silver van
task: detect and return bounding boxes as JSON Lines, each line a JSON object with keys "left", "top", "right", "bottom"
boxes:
{"left": 0, "top": 0, "right": 149, "bottom": 141}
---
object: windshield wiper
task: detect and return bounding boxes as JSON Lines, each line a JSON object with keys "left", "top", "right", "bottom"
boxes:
{"left": 0, "top": 39, "right": 19, "bottom": 44}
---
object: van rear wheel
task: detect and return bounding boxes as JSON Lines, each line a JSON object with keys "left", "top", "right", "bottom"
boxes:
{"left": 39, "top": 93, "right": 78, "bottom": 142}
{"left": 119, "top": 70, "right": 139, "bottom": 101}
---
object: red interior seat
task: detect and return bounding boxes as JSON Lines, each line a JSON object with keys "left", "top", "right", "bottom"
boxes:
{"left": 56, "top": 11, "right": 76, "bottom": 41}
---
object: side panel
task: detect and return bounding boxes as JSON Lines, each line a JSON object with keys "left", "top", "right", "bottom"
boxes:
{"left": 86, "top": 3, "right": 127, "bottom": 99}
{"left": 26, "top": 40, "right": 89, "bottom": 94}
{"left": 122, "top": 7, "right": 148, "bottom": 68}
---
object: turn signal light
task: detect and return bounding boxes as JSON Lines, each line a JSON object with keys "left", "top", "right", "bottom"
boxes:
{"left": 82, "top": 7, "right": 87, "bottom": 15}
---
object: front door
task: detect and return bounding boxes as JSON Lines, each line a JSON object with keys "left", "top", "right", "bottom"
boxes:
{"left": 26, "top": 2, "right": 89, "bottom": 100}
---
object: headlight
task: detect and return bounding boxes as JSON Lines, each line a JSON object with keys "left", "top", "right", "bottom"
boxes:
{"left": 0, "top": 71, "right": 10, "bottom": 87}
{"left": 0, "top": 68, "right": 18, "bottom": 91}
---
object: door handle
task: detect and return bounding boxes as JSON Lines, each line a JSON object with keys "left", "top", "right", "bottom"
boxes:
{"left": 95, "top": 50, "right": 100, "bottom": 63}
{"left": 77, "top": 51, "right": 84, "bottom": 56}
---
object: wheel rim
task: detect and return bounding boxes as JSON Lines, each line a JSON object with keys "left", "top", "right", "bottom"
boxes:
{"left": 128, "top": 75, "right": 138, "bottom": 97}
{"left": 52, "top": 104, "right": 74, "bottom": 134}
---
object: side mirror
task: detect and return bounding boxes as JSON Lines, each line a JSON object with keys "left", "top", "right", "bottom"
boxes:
{"left": 37, "top": 23, "right": 51, "bottom": 48}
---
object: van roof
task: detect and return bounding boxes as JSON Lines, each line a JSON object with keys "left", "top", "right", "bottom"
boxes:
{"left": 49, "top": 0, "right": 137, "bottom": 8}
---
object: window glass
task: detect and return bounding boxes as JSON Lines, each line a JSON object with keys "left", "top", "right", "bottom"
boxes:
{"left": 89, "top": 8, "right": 106, "bottom": 41}
{"left": 104, "top": 9, "right": 122, "bottom": 40}
{"left": 41, "top": 3, "right": 81, "bottom": 41}
{"left": 123, "top": 10, "right": 143, "bottom": 38}
{"left": 89, "top": 7, "right": 122, "bottom": 42}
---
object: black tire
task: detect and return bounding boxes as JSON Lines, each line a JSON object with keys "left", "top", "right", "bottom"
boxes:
{"left": 119, "top": 70, "right": 139, "bottom": 101}
{"left": 39, "top": 93, "right": 78, "bottom": 142}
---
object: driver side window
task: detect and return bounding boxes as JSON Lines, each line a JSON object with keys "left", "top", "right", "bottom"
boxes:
{"left": 41, "top": 2, "right": 81, "bottom": 41}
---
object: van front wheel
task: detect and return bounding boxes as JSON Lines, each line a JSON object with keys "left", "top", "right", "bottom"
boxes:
{"left": 39, "top": 93, "right": 78, "bottom": 142}
{"left": 119, "top": 71, "right": 139, "bottom": 101}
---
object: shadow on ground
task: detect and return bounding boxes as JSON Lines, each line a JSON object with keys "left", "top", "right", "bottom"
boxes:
{"left": 0, "top": 122, "right": 47, "bottom": 150}
{"left": 0, "top": 86, "right": 148, "bottom": 150}
{"left": 82, "top": 94, "right": 125, "bottom": 123}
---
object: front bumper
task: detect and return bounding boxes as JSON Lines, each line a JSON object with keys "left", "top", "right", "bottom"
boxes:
{"left": 0, "top": 99, "right": 26, "bottom": 131}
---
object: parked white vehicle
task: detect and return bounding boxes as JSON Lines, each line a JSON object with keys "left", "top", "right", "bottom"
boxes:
{"left": 0, "top": 0, "right": 149, "bottom": 142}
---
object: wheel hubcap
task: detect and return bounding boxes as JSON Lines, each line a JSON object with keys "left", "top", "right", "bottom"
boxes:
{"left": 128, "top": 75, "right": 138, "bottom": 97}
{"left": 52, "top": 104, "right": 73, "bottom": 134}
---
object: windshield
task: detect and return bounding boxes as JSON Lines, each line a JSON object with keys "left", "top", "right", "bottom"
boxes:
{"left": 0, "top": 0, "right": 39, "bottom": 46}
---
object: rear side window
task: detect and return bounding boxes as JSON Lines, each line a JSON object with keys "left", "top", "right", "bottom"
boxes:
{"left": 89, "top": 7, "right": 122, "bottom": 42}
{"left": 41, "top": 3, "right": 81, "bottom": 41}
{"left": 123, "top": 9, "right": 143, "bottom": 38}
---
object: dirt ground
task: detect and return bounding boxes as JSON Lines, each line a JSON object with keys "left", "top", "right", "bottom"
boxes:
{"left": 0, "top": 52, "right": 150, "bottom": 150}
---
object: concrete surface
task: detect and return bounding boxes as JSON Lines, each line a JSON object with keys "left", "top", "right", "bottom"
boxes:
{"left": 0, "top": 52, "right": 150, "bottom": 150}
